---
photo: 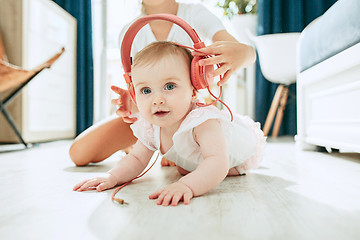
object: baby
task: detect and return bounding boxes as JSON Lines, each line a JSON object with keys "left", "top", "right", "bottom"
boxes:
{"left": 73, "top": 41, "right": 266, "bottom": 206}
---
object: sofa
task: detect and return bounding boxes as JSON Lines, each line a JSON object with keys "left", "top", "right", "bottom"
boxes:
{"left": 295, "top": 0, "right": 360, "bottom": 153}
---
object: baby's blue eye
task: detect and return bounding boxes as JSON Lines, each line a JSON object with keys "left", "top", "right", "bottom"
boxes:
{"left": 165, "top": 83, "right": 175, "bottom": 90}
{"left": 141, "top": 88, "right": 151, "bottom": 94}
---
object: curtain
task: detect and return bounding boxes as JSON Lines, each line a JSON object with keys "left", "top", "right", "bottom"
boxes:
{"left": 255, "top": 0, "right": 337, "bottom": 136}
{"left": 52, "top": 0, "right": 94, "bottom": 135}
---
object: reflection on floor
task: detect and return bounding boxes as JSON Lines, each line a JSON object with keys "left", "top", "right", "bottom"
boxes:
{"left": 0, "top": 138, "right": 360, "bottom": 240}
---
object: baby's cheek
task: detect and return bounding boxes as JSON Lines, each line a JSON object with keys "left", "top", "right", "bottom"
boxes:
{"left": 136, "top": 101, "right": 152, "bottom": 119}
{"left": 136, "top": 98, "right": 147, "bottom": 111}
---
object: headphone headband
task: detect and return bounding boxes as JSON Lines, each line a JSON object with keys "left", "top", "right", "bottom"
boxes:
{"left": 119, "top": 13, "right": 234, "bottom": 121}
{"left": 121, "top": 14, "right": 205, "bottom": 73}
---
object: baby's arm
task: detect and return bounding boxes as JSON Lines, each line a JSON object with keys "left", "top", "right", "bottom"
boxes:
{"left": 149, "top": 119, "right": 229, "bottom": 206}
{"left": 73, "top": 140, "right": 154, "bottom": 192}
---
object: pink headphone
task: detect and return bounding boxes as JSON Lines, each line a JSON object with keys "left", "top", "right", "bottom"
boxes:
{"left": 120, "top": 14, "right": 215, "bottom": 104}
{"left": 120, "top": 13, "right": 233, "bottom": 121}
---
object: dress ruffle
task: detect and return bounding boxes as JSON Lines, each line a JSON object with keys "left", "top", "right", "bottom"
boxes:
{"left": 130, "top": 116, "right": 157, "bottom": 151}
{"left": 236, "top": 116, "right": 267, "bottom": 172}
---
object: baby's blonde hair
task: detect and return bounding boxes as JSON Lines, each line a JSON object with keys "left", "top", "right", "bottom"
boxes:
{"left": 132, "top": 41, "right": 193, "bottom": 71}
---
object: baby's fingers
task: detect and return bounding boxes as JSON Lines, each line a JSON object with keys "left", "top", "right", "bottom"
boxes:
{"left": 73, "top": 179, "right": 91, "bottom": 191}
{"left": 96, "top": 181, "right": 114, "bottom": 192}
{"left": 183, "top": 192, "right": 192, "bottom": 205}
{"left": 122, "top": 116, "right": 137, "bottom": 124}
{"left": 115, "top": 108, "right": 131, "bottom": 118}
{"left": 161, "top": 193, "right": 174, "bottom": 206}
{"left": 77, "top": 178, "right": 102, "bottom": 191}
{"left": 171, "top": 192, "right": 183, "bottom": 206}
{"left": 111, "top": 85, "right": 127, "bottom": 95}
{"left": 111, "top": 98, "right": 122, "bottom": 106}
{"left": 149, "top": 189, "right": 162, "bottom": 199}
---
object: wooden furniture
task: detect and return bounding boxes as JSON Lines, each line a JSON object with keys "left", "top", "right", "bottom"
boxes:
{"left": 248, "top": 32, "right": 300, "bottom": 137}
{"left": 0, "top": 0, "right": 77, "bottom": 143}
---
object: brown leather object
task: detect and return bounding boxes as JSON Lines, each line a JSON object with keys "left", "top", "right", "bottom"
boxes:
{"left": 0, "top": 33, "right": 5, "bottom": 61}
{"left": 0, "top": 47, "right": 65, "bottom": 92}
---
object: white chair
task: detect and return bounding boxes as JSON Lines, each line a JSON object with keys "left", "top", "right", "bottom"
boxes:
{"left": 247, "top": 31, "right": 300, "bottom": 137}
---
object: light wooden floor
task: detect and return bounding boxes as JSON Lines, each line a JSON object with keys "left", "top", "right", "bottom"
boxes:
{"left": 1, "top": 138, "right": 360, "bottom": 240}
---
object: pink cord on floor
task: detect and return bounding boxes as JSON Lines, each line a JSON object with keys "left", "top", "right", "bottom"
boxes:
{"left": 112, "top": 152, "right": 160, "bottom": 204}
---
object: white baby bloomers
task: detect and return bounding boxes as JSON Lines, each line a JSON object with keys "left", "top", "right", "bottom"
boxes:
{"left": 130, "top": 105, "right": 266, "bottom": 174}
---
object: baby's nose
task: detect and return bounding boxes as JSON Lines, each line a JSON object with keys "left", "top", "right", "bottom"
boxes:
{"left": 152, "top": 96, "right": 165, "bottom": 105}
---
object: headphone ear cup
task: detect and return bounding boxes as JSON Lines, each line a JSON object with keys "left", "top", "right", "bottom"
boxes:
{"left": 204, "top": 62, "right": 214, "bottom": 86}
{"left": 191, "top": 56, "right": 208, "bottom": 90}
{"left": 191, "top": 55, "right": 214, "bottom": 90}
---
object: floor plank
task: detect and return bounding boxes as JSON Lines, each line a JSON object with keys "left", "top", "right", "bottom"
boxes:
{"left": 0, "top": 139, "right": 360, "bottom": 240}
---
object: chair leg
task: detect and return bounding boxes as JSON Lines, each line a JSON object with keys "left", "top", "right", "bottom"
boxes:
{"left": 272, "top": 86, "right": 289, "bottom": 138}
{"left": 0, "top": 102, "right": 28, "bottom": 147}
{"left": 263, "top": 84, "right": 284, "bottom": 136}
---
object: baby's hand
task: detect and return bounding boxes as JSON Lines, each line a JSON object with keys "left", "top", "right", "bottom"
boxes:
{"left": 111, "top": 85, "right": 137, "bottom": 123}
{"left": 73, "top": 173, "right": 118, "bottom": 192}
{"left": 149, "top": 181, "right": 193, "bottom": 206}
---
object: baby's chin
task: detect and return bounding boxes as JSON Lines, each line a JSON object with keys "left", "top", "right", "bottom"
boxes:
{"left": 147, "top": 115, "right": 184, "bottom": 129}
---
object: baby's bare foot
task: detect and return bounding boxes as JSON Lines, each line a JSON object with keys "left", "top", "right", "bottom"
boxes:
{"left": 161, "top": 157, "right": 176, "bottom": 167}
{"left": 227, "top": 167, "right": 246, "bottom": 176}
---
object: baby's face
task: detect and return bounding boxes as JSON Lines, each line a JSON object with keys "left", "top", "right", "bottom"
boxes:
{"left": 132, "top": 54, "right": 195, "bottom": 129}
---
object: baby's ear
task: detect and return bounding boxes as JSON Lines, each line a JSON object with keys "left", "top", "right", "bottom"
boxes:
{"left": 191, "top": 89, "right": 198, "bottom": 103}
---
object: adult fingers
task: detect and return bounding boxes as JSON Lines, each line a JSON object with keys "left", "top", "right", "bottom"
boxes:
{"left": 198, "top": 55, "right": 224, "bottom": 67}
{"left": 192, "top": 42, "right": 223, "bottom": 56}
{"left": 217, "top": 69, "right": 234, "bottom": 86}
{"left": 212, "top": 64, "right": 230, "bottom": 79}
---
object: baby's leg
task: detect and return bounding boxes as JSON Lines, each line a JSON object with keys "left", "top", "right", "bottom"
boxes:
{"left": 176, "top": 166, "right": 190, "bottom": 175}
{"left": 177, "top": 166, "right": 244, "bottom": 176}
{"left": 227, "top": 167, "right": 245, "bottom": 176}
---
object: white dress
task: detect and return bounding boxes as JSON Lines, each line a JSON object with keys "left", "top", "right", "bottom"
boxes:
{"left": 130, "top": 105, "right": 266, "bottom": 174}
{"left": 119, "top": 3, "right": 226, "bottom": 57}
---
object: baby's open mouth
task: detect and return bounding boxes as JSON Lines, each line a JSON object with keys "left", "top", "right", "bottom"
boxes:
{"left": 153, "top": 110, "right": 169, "bottom": 117}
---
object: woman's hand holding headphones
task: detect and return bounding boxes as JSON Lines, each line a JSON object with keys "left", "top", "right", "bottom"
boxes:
{"left": 192, "top": 41, "right": 256, "bottom": 86}
{"left": 111, "top": 85, "right": 138, "bottom": 123}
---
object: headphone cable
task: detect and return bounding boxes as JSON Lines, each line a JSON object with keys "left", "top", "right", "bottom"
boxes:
{"left": 112, "top": 152, "right": 160, "bottom": 204}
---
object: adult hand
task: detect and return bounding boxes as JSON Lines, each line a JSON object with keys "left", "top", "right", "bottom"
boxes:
{"left": 73, "top": 173, "right": 118, "bottom": 192}
{"left": 149, "top": 181, "right": 194, "bottom": 206}
{"left": 192, "top": 41, "right": 255, "bottom": 86}
{"left": 111, "top": 85, "right": 138, "bottom": 123}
